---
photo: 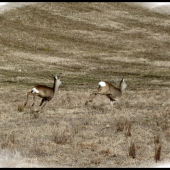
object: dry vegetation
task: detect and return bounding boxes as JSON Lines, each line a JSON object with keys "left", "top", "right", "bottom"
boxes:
{"left": 0, "top": 2, "right": 170, "bottom": 167}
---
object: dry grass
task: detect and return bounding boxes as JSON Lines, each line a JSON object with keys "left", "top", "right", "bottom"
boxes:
{"left": 129, "top": 140, "right": 136, "bottom": 159}
{"left": 0, "top": 148, "right": 43, "bottom": 167}
{"left": 155, "top": 144, "right": 162, "bottom": 163}
{"left": 0, "top": 2, "right": 170, "bottom": 168}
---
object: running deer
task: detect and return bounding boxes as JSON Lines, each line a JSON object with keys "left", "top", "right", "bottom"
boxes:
{"left": 24, "top": 74, "right": 62, "bottom": 111}
{"left": 85, "top": 77, "right": 127, "bottom": 108}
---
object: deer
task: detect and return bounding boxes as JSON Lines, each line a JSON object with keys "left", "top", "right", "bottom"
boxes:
{"left": 24, "top": 74, "right": 62, "bottom": 112}
{"left": 85, "top": 77, "right": 127, "bottom": 109}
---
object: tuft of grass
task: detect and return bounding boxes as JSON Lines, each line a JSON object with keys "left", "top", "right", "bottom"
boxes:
{"left": 99, "top": 149, "right": 111, "bottom": 156}
{"left": 154, "top": 135, "right": 160, "bottom": 145}
{"left": 1, "top": 134, "right": 17, "bottom": 150}
{"left": 90, "top": 158, "right": 101, "bottom": 166}
{"left": 116, "top": 121, "right": 125, "bottom": 132}
{"left": 154, "top": 144, "right": 161, "bottom": 163}
{"left": 17, "top": 104, "right": 24, "bottom": 112}
{"left": 124, "top": 122, "right": 132, "bottom": 137}
{"left": 154, "top": 135, "right": 162, "bottom": 163}
{"left": 129, "top": 140, "right": 136, "bottom": 159}
{"left": 53, "top": 131, "right": 72, "bottom": 145}
{"left": 33, "top": 111, "right": 40, "bottom": 119}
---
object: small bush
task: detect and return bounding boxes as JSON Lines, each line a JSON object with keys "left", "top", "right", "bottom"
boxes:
{"left": 91, "top": 158, "right": 101, "bottom": 165}
{"left": 116, "top": 121, "right": 125, "bottom": 132}
{"left": 1, "top": 134, "right": 16, "bottom": 150}
{"left": 17, "top": 104, "right": 24, "bottom": 112}
{"left": 124, "top": 122, "right": 132, "bottom": 137}
{"left": 129, "top": 141, "right": 136, "bottom": 159}
{"left": 54, "top": 132, "right": 72, "bottom": 145}
{"left": 154, "top": 135, "right": 160, "bottom": 145}
{"left": 99, "top": 149, "right": 111, "bottom": 156}
{"left": 33, "top": 111, "right": 40, "bottom": 119}
{"left": 154, "top": 144, "right": 161, "bottom": 163}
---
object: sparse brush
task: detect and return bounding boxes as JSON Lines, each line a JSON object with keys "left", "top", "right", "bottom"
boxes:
{"left": 71, "top": 124, "right": 81, "bottom": 136}
{"left": 154, "top": 135, "right": 162, "bottom": 163}
{"left": 156, "top": 119, "right": 159, "bottom": 126}
{"left": 0, "top": 148, "right": 42, "bottom": 167}
{"left": 91, "top": 158, "right": 101, "bottom": 165}
{"left": 33, "top": 111, "right": 40, "bottom": 119}
{"left": 124, "top": 122, "right": 132, "bottom": 137}
{"left": 87, "top": 105, "right": 107, "bottom": 115}
{"left": 17, "top": 104, "right": 24, "bottom": 112}
{"left": 161, "top": 119, "right": 168, "bottom": 130}
{"left": 72, "top": 126, "right": 79, "bottom": 135}
{"left": 99, "top": 149, "right": 111, "bottom": 156}
{"left": 154, "top": 144, "right": 161, "bottom": 163}
{"left": 77, "top": 142, "right": 98, "bottom": 150}
{"left": 116, "top": 121, "right": 124, "bottom": 132}
{"left": 1, "top": 134, "right": 16, "bottom": 150}
{"left": 154, "top": 135, "right": 160, "bottom": 145}
{"left": 54, "top": 131, "right": 72, "bottom": 145}
{"left": 92, "top": 106, "right": 105, "bottom": 113}
{"left": 129, "top": 141, "right": 136, "bottom": 159}
{"left": 9, "top": 134, "right": 15, "bottom": 144}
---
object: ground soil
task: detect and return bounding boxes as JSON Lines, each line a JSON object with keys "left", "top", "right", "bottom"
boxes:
{"left": 0, "top": 2, "right": 170, "bottom": 167}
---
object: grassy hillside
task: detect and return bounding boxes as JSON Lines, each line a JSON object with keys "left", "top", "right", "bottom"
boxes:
{"left": 0, "top": 2, "right": 170, "bottom": 167}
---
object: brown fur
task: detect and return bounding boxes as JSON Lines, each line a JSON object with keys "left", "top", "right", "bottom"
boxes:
{"left": 85, "top": 77, "right": 127, "bottom": 108}
{"left": 24, "top": 75, "right": 62, "bottom": 111}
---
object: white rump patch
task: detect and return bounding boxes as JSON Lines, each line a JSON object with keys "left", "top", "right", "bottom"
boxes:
{"left": 31, "top": 87, "right": 39, "bottom": 94}
{"left": 99, "top": 81, "right": 106, "bottom": 87}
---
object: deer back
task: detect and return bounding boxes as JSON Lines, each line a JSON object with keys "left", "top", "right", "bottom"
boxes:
{"left": 35, "top": 85, "right": 54, "bottom": 99}
{"left": 106, "top": 82, "right": 122, "bottom": 98}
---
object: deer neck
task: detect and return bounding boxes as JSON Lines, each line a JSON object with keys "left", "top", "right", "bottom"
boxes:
{"left": 53, "top": 78, "right": 59, "bottom": 94}
{"left": 120, "top": 82, "right": 127, "bottom": 93}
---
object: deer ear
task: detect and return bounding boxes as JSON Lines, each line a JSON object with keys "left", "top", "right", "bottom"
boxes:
{"left": 122, "top": 77, "right": 125, "bottom": 82}
{"left": 53, "top": 74, "right": 58, "bottom": 79}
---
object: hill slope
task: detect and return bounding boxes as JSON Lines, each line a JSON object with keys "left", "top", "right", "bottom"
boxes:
{"left": 1, "top": 2, "right": 170, "bottom": 90}
{"left": 0, "top": 2, "right": 170, "bottom": 167}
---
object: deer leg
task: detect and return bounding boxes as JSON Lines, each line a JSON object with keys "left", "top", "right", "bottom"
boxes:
{"left": 32, "top": 94, "right": 36, "bottom": 107}
{"left": 106, "top": 94, "right": 115, "bottom": 108}
{"left": 85, "top": 89, "right": 112, "bottom": 105}
{"left": 85, "top": 90, "right": 99, "bottom": 105}
{"left": 106, "top": 94, "right": 121, "bottom": 109}
{"left": 39, "top": 98, "right": 45, "bottom": 106}
{"left": 108, "top": 94, "right": 121, "bottom": 110}
{"left": 85, "top": 86, "right": 104, "bottom": 105}
{"left": 39, "top": 100, "right": 48, "bottom": 112}
{"left": 89, "top": 92, "right": 97, "bottom": 102}
{"left": 24, "top": 92, "right": 32, "bottom": 107}
{"left": 117, "top": 101, "right": 121, "bottom": 110}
